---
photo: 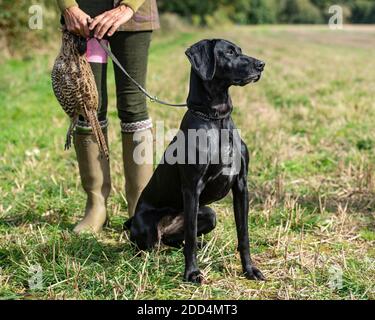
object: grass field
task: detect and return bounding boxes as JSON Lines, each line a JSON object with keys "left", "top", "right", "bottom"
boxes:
{"left": 1, "top": 25, "right": 375, "bottom": 300}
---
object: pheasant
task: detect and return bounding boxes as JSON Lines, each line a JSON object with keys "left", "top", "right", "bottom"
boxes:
{"left": 51, "top": 29, "right": 109, "bottom": 160}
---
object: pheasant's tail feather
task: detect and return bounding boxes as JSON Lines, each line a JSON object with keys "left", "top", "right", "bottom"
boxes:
{"left": 86, "top": 110, "right": 110, "bottom": 161}
{"left": 65, "top": 136, "right": 72, "bottom": 151}
{"left": 64, "top": 120, "right": 76, "bottom": 150}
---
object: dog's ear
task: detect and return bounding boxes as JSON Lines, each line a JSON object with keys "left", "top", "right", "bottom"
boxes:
{"left": 185, "top": 39, "right": 218, "bottom": 81}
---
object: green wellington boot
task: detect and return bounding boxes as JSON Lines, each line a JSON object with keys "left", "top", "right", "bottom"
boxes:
{"left": 73, "top": 128, "right": 111, "bottom": 234}
{"left": 122, "top": 128, "right": 153, "bottom": 217}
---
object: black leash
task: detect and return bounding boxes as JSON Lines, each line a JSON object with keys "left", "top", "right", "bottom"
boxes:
{"left": 96, "top": 38, "right": 187, "bottom": 108}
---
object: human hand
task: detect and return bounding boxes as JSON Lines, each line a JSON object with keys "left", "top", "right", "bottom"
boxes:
{"left": 63, "top": 6, "right": 92, "bottom": 38}
{"left": 89, "top": 5, "right": 134, "bottom": 39}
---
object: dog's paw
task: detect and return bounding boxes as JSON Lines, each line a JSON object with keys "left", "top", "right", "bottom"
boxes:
{"left": 244, "top": 266, "right": 266, "bottom": 281}
{"left": 184, "top": 269, "right": 204, "bottom": 284}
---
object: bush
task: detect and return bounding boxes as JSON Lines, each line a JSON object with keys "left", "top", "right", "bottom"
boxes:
{"left": 0, "top": 0, "right": 59, "bottom": 56}
{"left": 222, "top": 0, "right": 252, "bottom": 24}
{"left": 280, "top": 0, "right": 324, "bottom": 24}
{"left": 158, "top": 13, "right": 190, "bottom": 33}
{"left": 351, "top": 0, "right": 375, "bottom": 23}
{"left": 249, "top": 0, "right": 281, "bottom": 24}
{"left": 205, "top": 6, "right": 233, "bottom": 28}
{"left": 157, "top": 0, "right": 220, "bottom": 25}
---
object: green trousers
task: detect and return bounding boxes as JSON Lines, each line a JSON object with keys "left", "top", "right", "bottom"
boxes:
{"left": 74, "top": 0, "right": 152, "bottom": 125}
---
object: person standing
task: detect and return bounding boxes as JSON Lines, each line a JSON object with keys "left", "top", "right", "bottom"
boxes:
{"left": 56, "top": 0, "right": 159, "bottom": 233}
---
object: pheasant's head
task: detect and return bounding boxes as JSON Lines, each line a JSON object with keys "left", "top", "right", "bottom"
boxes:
{"left": 61, "top": 30, "right": 87, "bottom": 57}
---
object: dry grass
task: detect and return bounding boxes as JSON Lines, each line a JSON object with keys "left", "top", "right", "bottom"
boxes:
{"left": 0, "top": 25, "right": 374, "bottom": 300}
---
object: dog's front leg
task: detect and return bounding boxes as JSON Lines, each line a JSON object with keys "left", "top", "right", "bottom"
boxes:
{"left": 232, "top": 173, "right": 265, "bottom": 281}
{"left": 182, "top": 188, "right": 203, "bottom": 283}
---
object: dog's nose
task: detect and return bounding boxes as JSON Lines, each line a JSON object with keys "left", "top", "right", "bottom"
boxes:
{"left": 256, "top": 61, "right": 265, "bottom": 71}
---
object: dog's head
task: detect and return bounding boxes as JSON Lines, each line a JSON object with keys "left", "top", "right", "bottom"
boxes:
{"left": 186, "top": 39, "right": 265, "bottom": 86}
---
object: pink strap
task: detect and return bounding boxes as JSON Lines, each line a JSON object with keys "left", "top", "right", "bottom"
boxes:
{"left": 86, "top": 38, "right": 109, "bottom": 63}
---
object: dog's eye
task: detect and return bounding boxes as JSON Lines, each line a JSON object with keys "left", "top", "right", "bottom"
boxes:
{"left": 227, "top": 49, "right": 235, "bottom": 56}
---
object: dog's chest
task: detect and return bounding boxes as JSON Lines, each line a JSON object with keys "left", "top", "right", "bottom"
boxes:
{"left": 200, "top": 166, "right": 236, "bottom": 204}
{"left": 181, "top": 115, "right": 242, "bottom": 204}
{"left": 201, "top": 128, "right": 239, "bottom": 202}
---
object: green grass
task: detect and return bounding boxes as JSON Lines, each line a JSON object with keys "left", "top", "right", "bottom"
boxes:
{"left": 0, "top": 25, "right": 375, "bottom": 300}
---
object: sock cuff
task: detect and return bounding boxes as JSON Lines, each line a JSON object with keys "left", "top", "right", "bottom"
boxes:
{"left": 76, "top": 119, "right": 109, "bottom": 133}
{"left": 121, "top": 118, "right": 152, "bottom": 133}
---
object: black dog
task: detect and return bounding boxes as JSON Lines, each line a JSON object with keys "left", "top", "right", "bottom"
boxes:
{"left": 125, "top": 39, "right": 265, "bottom": 283}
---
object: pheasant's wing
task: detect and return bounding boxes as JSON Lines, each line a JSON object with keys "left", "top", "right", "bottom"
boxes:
{"left": 51, "top": 58, "right": 82, "bottom": 118}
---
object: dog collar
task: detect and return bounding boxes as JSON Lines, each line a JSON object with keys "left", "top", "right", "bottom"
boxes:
{"left": 189, "top": 109, "right": 232, "bottom": 121}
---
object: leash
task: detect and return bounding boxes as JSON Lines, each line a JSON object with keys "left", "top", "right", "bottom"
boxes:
{"left": 96, "top": 38, "right": 188, "bottom": 108}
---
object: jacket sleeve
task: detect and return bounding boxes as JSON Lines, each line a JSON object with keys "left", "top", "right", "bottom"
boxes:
{"left": 56, "top": 0, "right": 78, "bottom": 12}
{"left": 120, "top": 0, "right": 145, "bottom": 13}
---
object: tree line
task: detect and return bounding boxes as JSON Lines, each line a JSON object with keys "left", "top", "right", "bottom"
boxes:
{"left": 0, "top": 0, "right": 374, "bottom": 57}
{"left": 158, "top": 0, "right": 375, "bottom": 25}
